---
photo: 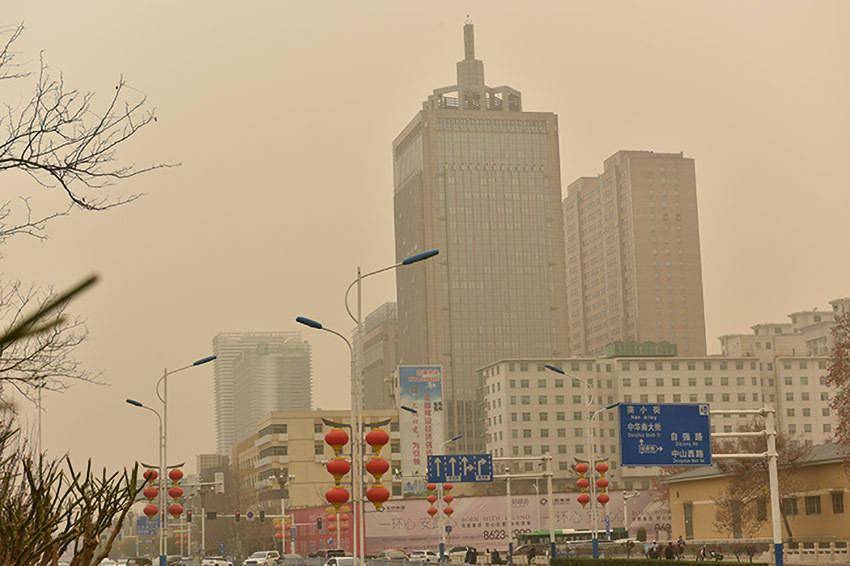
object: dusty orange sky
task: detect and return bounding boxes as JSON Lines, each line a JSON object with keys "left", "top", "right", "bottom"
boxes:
{"left": 3, "top": 0, "right": 848, "bottom": 471}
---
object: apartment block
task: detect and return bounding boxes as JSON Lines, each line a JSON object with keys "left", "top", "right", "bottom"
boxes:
{"left": 232, "top": 409, "right": 400, "bottom": 513}
{"left": 563, "top": 151, "right": 707, "bottom": 357}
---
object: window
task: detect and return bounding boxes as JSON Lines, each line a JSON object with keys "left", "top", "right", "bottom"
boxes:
{"left": 638, "top": 362, "right": 647, "bottom": 371}
{"left": 704, "top": 361, "right": 712, "bottom": 370}
{"left": 509, "top": 379, "right": 516, "bottom": 389}
{"left": 723, "top": 425, "right": 732, "bottom": 433}
{"left": 314, "top": 442, "right": 325, "bottom": 455}
{"left": 704, "top": 377, "right": 713, "bottom": 386}
{"left": 721, "top": 377, "right": 729, "bottom": 386}
{"left": 537, "top": 379, "right": 546, "bottom": 388}
{"left": 720, "top": 362, "right": 728, "bottom": 370}
{"left": 721, "top": 393, "right": 730, "bottom": 402}
{"left": 821, "top": 392, "right": 829, "bottom": 401}
{"left": 538, "top": 396, "right": 548, "bottom": 405}
{"left": 672, "top": 378, "right": 680, "bottom": 386}
{"left": 786, "top": 393, "right": 794, "bottom": 401}
{"left": 782, "top": 498, "right": 799, "bottom": 516}
{"left": 521, "top": 396, "right": 531, "bottom": 405}
{"left": 556, "top": 412, "right": 566, "bottom": 421}
{"left": 688, "top": 362, "right": 696, "bottom": 370}
{"left": 787, "top": 409, "right": 795, "bottom": 417}
{"left": 575, "top": 428, "right": 584, "bottom": 437}
{"left": 688, "top": 377, "right": 697, "bottom": 387}
{"left": 573, "top": 412, "right": 583, "bottom": 421}
{"left": 522, "top": 429, "right": 532, "bottom": 438}
{"left": 623, "top": 378, "right": 632, "bottom": 387}
{"left": 657, "top": 394, "right": 665, "bottom": 403}
{"left": 510, "top": 396, "right": 517, "bottom": 405}
{"left": 639, "top": 378, "right": 648, "bottom": 387}
{"left": 523, "top": 446, "right": 533, "bottom": 455}
{"left": 511, "top": 430, "right": 518, "bottom": 439}
{"left": 573, "top": 395, "right": 583, "bottom": 404}
{"left": 557, "top": 428, "right": 566, "bottom": 437}
{"left": 575, "top": 445, "right": 584, "bottom": 454}
{"left": 784, "top": 362, "right": 792, "bottom": 370}
{"left": 390, "top": 420, "right": 399, "bottom": 432}
{"left": 314, "top": 423, "right": 324, "bottom": 433}
{"left": 640, "top": 394, "right": 649, "bottom": 403}
{"left": 511, "top": 413, "right": 518, "bottom": 422}
{"left": 656, "top": 378, "right": 664, "bottom": 386}
{"left": 690, "top": 394, "right": 699, "bottom": 402}
{"left": 823, "top": 408, "right": 831, "bottom": 417}
{"left": 558, "top": 445, "right": 567, "bottom": 454}
{"left": 801, "top": 392, "right": 810, "bottom": 401}
{"left": 736, "top": 377, "right": 745, "bottom": 386}
{"left": 673, "top": 394, "right": 682, "bottom": 402}
{"left": 788, "top": 424, "right": 797, "bottom": 433}
{"left": 540, "top": 412, "right": 549, "bottom": 422}
{"left": 736, "top": 361, "right": 745, "bottom": 370}
{"left": 800, "top": 360, "right": 808, "bottom": 369}
{"left": 804, "top": 424, "right": 812, "bottom": 433}
{"left": 655, "top": 362, "right": 663, "bottom": 370}
{"left": 555, "top": 395, "right": 565, "bottom": 404}
{"left": 803, "top": 408, "right": 811, "bottom": 417}
{"left": 805, "top": 496, "right": 821, "bottom": 515}
{"left": 520, "top": 363, "right": 529, "bottom": 372}
{"left": 672, "top": 362, "right": 680, "bottom": 370}
{"left": 622, "top": 362, "right": 630, "bottom": 370}
{"left": 832, "top": 492, "right": 844, "bottom": 514}
{"left": 623, "top": 394, "right": 632, "bottom": 403}
{"left": 737, "top": 393, "right": 746, "bottom": 402}
{"left": 522, "top": 412, "right": 531, "bottom": 422}
{"left": 520, "top": 379, "right": 530, "bottom": 388}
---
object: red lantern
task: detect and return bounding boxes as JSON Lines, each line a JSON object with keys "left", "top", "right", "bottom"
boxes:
{"left": 595, "top": 462, "right": 609, "bottom": 474}
{"left": 596, "top": 478, "right": 609, "bottom": 489}
{"left": 366, "top": 457, "right": 390, "bottom": 482}
{"left": 326, "top": 487, "right": 350, "bottom": 510}
{"left": 327, "top": 458, "right": 351, "bottom": 484}
{"left": 443, "top": 494, "right": 454, "bottom": 504}
{"left": 143, "top": 503, "right": 159, "bottom": 518}
{"left": 575, "top": 462, "right": 589, "bottom": 474}
{"left": 427, "top": 494, "right": 438, "bottom": 504}
{"left": 275, "top": 523, "right": 284, "bottom": 531}
{"left": 325, "top": 428, "right": 350, "bottom": 456}
{"left": 597, "top": 493, "right": 610, "bottom": 506}
{"left": 168, "top": 468, "right": 183, "bottom": 482}
{"left": 365, "top": 429, "right": 390, "bottom": 455}
{"left": 576, "top": 478, "right": 589, "bottom": 490}
{"left": 274, "top": 532, "right": 284, "bottom": 540}
{"left": 143, "top": 469, "right": 159, "bottom": 482}
{"left": 143, "top": 486, "right": 159, "bottom": 500}
{"left": 168, "top": 486, "right": 184, "bottom": 499}
{"left": 168, "top": 503, "right": 184, "bottom": 517}
{"left": 577, "top": 493, "right": 591, "bottom": 507}
{"left": 326, "top": 513, "right": 338, "bottom": 523}
{"left": 366, "top": 485, "right": 390, "bottom": 511}
{"left": 443, "top": 483, "right": 453, "bottom": 492}
{"left": 426, "top": 483, "right": 437, "bottom": 492}
{"left": 339, "top": 513, "right": 350, "bottom": 522}
{"left": 443, "top": 506, "right": 454, "bottom": 516}
{"left": 427, "top": 507, "right": 438, "bottom": 517}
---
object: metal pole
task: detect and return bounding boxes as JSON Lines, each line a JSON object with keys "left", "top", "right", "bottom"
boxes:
{"left": 201, "top": 504, "right": 206, "bottom": 559}
{"left": 439, "top": 484, "right": 446, "bottom": 560}
{"left": 160, "top": 368, "right": 168, "bottom": 566}
{"left": 585, "top": 383, "right": 599, "bottom": 559}
{"left": 506, "top": 469, "right": 513, "bottom": 566}
{"left": 281, "top": 496, "right": 287, "bottom": 556}
{"left": 545, "top": 454, "right": 556, "bottom": 560}
{"left": 623, "top": 496, "right": 629, "bottom": 536}
{"left": 356, "top": 266, "right": 366, "bottom": 566}
{"left": 337, "top": 511, "right": 341, "bottom": 551}
{"left": 291, "top": 515, "right": 296, "bottom": 555}
{"left": 766, "top": 410, "right": 783, "bottom": 566}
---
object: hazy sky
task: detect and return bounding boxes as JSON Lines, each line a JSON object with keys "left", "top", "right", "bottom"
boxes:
{"left": 3, "top": 1, "right": 848, "bottom": 472}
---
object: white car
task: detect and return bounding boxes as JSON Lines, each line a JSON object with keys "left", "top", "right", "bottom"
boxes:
{"left": 99, "top": 561, "right": 118, "bottom": 566}
{"left": 202, "top": 559, "right": 233, "bottom": 566}
{"left": 243, "top": 551, "right": 281, "bottom": 565}
{"left": 324, "top": 557, "right": 354, "bottom": 566}
{"left": 409, "top": 550, "right": 440, "bottom": 563}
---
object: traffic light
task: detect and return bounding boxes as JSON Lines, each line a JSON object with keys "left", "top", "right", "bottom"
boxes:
{"left": 316, "top": 517, "right": 323, "bottom": 530}
{"left": 186, "top": 510, "right": 193, "bottom": 523}
{"left": 206, "top": 511, "right": 217, "bottom": 520}
{"left": 259, "top": 510, "right": 266, "bottom": 522}
{"left": 235, "top": 510, "right": 241, "bottom": 522}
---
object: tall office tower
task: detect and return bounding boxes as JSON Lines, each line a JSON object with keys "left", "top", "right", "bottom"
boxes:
{"left": 359, "top": 302, "right": 399, "bottom": 410}
{"left": 563, "top": 151, "right": 707, "bottom": 356}
{"left": 213, "top": 332, "right": 311, "bottom": 455}
{"left": 392, "top": 23, "right": 569, "bottom": 452}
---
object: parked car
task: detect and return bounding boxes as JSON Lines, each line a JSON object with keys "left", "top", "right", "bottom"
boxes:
{"left": 243, "top": 551, "right": 281, "bottom": 565}
{"left": 409, "top": 550, "right": 440, "bottom": 563}
{"left": 448, "top": 546, "right": 474, "bottom": 563}
{"left": 375, "top": 549, "right": 408, "bottom": 561}
{"left": 99, "top": 560, "right": 118, "bottom": 566}
{"left": 280, "top": 554, "right": 304, "bottom": 563}
{"left": 324, "top": 557, "right": 354, "bottom": 566}
{"left": 201, "top": 558, "right": 233, "bottom": 566}
{"left": 126, "top": 559, "right": 153, "bottom": 566}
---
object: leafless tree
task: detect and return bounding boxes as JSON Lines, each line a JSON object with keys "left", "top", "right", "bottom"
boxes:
{"left": 0, "top": 420, "right": 146, "bottom": 565}
{"left": 825, "top": 312, "right": 850, "bottom": 458}
{"left": 0, "top": 22, "right": 168, "bottom": 400}
{"left": 712, "top": 421, "right": 809, "bottom": 541}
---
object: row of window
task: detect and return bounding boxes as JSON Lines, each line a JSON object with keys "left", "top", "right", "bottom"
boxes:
{"left": 783, "top": 493, "right": 844, "bottom": 515}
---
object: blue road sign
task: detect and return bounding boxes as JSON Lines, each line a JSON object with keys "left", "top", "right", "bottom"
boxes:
{"left": 219, "top": 542, "right": 225, "bottom": 555}
{"left": 427, "top": 454, "right": 493, "bottom": 483}
{"left": 618, "top": 403, "right": 712, "bottom": 466}
{"left": 136, "top": 516, "right": 160, "bottom": 536}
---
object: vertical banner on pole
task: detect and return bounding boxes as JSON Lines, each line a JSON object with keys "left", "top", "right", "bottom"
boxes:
{"left": 398, "top": 366, "right": 445, "bottom": 496}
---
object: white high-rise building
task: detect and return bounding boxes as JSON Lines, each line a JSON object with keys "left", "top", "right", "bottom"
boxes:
{"left": 213, "top": 332, "right": 312, "bottom": 455}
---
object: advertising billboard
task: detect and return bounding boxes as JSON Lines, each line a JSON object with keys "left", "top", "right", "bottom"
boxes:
{"left": 398, "top": 365, "right": 445, "bottom": 495}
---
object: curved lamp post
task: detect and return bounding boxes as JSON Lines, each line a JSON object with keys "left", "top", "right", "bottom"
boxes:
{"left": 297, "top": 248, "right": 438, "bottom": 566}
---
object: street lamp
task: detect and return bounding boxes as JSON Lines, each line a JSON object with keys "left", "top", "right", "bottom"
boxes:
{"left": 269, "top": 471, "right": 295, "bottom": 555}
{"left": 125, "top": 399, "right": 164, "bottom": 556}
{"left": 150, "top": 354, "right": 216, "bottom": 566}
{"left": 400, "top": 405, "right": 418, "bottom": 415}
{"left": 297, "top": 248, "right": 439, "bottom": 566}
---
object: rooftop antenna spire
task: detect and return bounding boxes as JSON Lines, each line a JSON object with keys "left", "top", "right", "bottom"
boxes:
{"left": 463, "top": 18, "right": 475, "bottom": 60}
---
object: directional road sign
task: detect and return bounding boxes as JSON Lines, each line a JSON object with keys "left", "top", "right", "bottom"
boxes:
{"left": 618, "top": 403, "right": 712, "bottom": 466}
{"left": 427, "top": 454, "right": 493, "bottom": 483}
{"left": 136, "top": 516, "right": 159, "bottom": 536}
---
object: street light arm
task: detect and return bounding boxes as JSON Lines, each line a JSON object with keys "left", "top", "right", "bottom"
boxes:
{"left": 155, "top": 355, "right": 217, "bottom": 402}
{"left": 343, "top": 264, "right": 400, "bottom": 325}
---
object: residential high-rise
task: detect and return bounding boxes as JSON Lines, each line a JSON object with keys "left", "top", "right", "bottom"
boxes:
{"left": 358, "top": 302, "right": 399, "bottom": 410}
{"left": 213, "top": 332, "right": 312, "bottom": 455}
{"left": 563, "top": 151, "right": 707, "bottom": 356}
{"left": 393, "top": 23, "right": 569, "bottom": 452}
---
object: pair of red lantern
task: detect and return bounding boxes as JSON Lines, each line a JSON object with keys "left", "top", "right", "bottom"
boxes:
{"left": 425, "top": 482, "right": 455, "bottom": 517}
{"left": 575, "top": 461, "right": 610, "bottom": 507}
{"left": 141, "top": 467, "right": 185, "bottom": 519}
{"left": 323, "top": 426, "right": 392, "bottom": 512}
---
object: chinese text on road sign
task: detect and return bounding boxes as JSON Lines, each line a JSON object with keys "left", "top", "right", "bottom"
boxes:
{"left": 427, "top": 454, "right": 493, "bottom": 483}
{"left": 619, "top": 403, "right": 712, "bottom": 466}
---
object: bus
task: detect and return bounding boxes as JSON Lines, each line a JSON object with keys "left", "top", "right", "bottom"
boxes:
{"left": 517, "top": 528, "right": 629, "bottom": 546}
